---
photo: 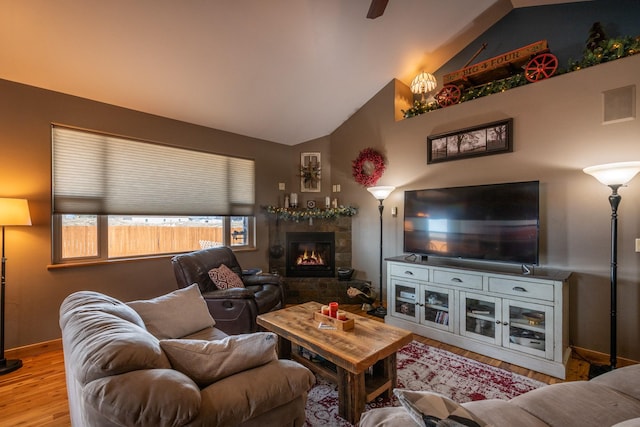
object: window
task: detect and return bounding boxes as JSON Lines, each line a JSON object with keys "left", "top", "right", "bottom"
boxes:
{"left": 52, "top": 126, "right": 255, "bottom": 263}
{"left": 55, "top": 214, "right": 254, "bottom": 260}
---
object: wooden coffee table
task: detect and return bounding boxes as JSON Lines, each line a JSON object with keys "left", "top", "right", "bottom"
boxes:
{"left": 256, "top": 301, "right": 413, "bottom": 424}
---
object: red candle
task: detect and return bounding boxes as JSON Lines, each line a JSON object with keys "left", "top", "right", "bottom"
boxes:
{"left": 337, "top": 310, "right": 347, "bottom": 321}
{"left": 329, "top": 302, "right": 339, "bottom": 318}
{"left": 321, "top": 305, "right": 330, "bottom": 316}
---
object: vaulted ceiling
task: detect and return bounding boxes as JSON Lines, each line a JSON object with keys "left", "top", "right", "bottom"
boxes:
{"left": 0, "top": 0, "right": 586, "bottom": 145}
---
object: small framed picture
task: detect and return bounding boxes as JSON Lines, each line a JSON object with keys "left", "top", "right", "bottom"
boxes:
{"left": 300, "top": 152, "right": 321, "bottom": 192}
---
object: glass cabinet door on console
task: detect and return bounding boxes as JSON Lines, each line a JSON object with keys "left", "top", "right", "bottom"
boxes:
{"left": 390, "top": 280, "right": 419, "bottom": 322}
{"left": 503, "top": 300, "right": 553, "bottom": 359}
{"left": 420, "top": 285, "right": 454, "bottom": 332}
{"left": 460, "top": 292, "right": 501, "bottom": 345}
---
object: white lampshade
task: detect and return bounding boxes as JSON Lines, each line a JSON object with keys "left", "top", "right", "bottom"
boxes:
{"left": 0, "top": 198, "right": 32, "bottom": 226}
{"left": 367, "top": 186, "right": 395, "bottom": 201}
{"left": 410, "top": 72, "right": 437, "bottom": 95}
{"left": 583, "top": 161, "right": 640, "bottom": 186}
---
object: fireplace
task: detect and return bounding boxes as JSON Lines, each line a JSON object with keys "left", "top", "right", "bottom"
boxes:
{"left": 286, "top": 232, "right": 335, "bottom": 277}
{"left": 268, "top": 216, "right": 351, "bottom": 279}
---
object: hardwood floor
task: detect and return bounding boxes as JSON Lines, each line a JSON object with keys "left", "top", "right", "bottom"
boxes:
{"left": 0, "top": 340, "right": 70, "bottom": 426}
{"left": 0, "top": 305, "right": 593, "bottom": 426}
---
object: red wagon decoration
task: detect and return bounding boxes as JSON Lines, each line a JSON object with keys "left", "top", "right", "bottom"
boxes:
{"left": 435, "top": 40, "right": 558, "bottom": 107}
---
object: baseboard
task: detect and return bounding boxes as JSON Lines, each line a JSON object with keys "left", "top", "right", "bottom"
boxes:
{"left": 5, "top": 338, "right": 63, "bottom": 359}
{"left": 571, "top": 345, "right": 638, "bottom": 368}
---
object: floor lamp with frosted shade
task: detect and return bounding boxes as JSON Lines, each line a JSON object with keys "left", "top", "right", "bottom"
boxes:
{"left": 0, "top": 198, "right": 32, "bottom": 375}
{"left": 583, "top": 161, "right": 640, "bottom": 378}
{"left": 366, "top": 186, "right": 395, "bottom": 319}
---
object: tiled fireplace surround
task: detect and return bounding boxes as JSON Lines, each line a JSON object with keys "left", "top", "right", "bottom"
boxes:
{"left": 268, "top": 216, "right": 369, "bottom": 304}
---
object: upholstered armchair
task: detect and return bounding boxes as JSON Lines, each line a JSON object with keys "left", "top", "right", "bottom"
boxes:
{"left": 171, "top": 246, "right": 285, "bottom": 335}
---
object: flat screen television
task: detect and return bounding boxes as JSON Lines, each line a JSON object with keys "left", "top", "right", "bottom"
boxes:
{"left": 403, "top": 181, "right": 539, "bottom": 265}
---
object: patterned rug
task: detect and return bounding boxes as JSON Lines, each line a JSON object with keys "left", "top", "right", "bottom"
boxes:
{"left": 303, "top": 340, "right": 547, "bottom": 427}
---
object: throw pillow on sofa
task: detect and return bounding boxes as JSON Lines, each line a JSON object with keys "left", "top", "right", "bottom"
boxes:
{"left": 127, "top": 283, "right": 215, "bottom": 339}
{"left": 393, "top": 389, "right": 485, "bottom": 427}
{"left": 84, "top": 369, "right": 201, "bottom": 426}
{"left": 208, "top": 263, "right": 245, "bottom": 289}
{"left": 160, "top": 332, "right": 278, "bottom": 387}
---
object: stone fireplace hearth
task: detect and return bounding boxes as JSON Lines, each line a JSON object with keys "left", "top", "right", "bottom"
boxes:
{"left": 268, "top": 216, "right": 368, "bottom": 304}
{"left": 268, "top": 216, "right": 352, "bottom": 277}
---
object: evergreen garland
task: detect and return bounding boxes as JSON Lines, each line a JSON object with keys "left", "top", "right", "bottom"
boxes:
{"left": 264, "top": 205, "right": 358, "bottom": 222}
{"left": 568, "top": 35, "right": 640, "bottom": 71}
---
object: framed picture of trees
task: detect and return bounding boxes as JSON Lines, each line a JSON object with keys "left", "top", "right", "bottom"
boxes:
{"left": 427, "top": 118, "right": 513, "bottom": 164}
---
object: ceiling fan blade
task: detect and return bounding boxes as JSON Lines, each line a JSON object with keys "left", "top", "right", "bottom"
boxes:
{"left": 367, "top": 0, "right": 389, "bottom": 19}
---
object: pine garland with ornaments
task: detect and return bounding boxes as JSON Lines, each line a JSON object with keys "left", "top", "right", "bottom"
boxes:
{"left": 264, "top": 205, "right": 357, "bottom": 222}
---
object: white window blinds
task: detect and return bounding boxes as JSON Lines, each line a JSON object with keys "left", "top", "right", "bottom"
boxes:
{"left": 52, "top": 126, "right": 255, "bottom": 216}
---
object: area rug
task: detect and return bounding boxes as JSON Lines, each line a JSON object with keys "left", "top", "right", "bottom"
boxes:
{"left": 303, "top": 340, "right": 547, "bottom": 427}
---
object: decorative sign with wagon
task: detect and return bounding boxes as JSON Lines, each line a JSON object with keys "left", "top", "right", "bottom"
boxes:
{"left": 435, "top": 40, "right": 558, "bottom": 107}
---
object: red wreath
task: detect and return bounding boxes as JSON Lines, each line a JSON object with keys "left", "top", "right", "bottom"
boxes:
{"left": 352, "top": 148, "right": 386, "bottom": 187}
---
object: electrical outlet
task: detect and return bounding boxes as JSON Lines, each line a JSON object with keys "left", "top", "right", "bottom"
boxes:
{"left": 278, "top": 182, "right": 285, "bottom": 190}
{"left": 391, "top": 206, "right": 397, "bottom": 217}
{"left": 636, "top": 238, "right": 640, "bottom": 252}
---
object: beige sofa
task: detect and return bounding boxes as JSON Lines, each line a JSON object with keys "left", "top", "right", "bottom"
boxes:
{"left": 59, "top": 285, "right": 315, "bottom": 427}
{"left": 359, "top": 363, "right": 640, "bottom": 427}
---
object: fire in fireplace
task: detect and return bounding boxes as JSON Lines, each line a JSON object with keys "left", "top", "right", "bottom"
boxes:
{"left": 286, "top": 232, "right": 335, "bottom": 277}
{"left": 296, "top": 248, "right": 325, "bottom": 266}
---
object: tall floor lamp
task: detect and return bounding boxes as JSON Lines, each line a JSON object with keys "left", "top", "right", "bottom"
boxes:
{"left": 366, "top": 186, "right": 395, "bottom": 319}
{"left": 0, "top": 198, "right": 32, "bottom": 376}
{"left": 583, "top": 161, "right": 640, "bottom": 378}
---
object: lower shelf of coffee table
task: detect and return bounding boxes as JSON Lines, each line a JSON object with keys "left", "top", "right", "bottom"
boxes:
{"left": 291, "top": 345, "right": 392, "bottom": 402}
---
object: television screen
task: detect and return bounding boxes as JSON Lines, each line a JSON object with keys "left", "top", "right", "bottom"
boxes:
{"left": 403, "top": 181, "right": 539, "bottom": 265}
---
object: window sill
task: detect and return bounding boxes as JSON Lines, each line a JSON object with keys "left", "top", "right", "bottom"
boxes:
{"left": 47, "top": 254, "right": 175, "bottom": 270}
{"left": 48, "top": 247, "right": 257, "bottom": 269}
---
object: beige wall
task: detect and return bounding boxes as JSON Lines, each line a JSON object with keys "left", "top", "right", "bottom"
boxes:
{"left": 3, "top": 55, "right": 640, "bottom": 363}
{"left": 330, "top": 54, "right": 640, "bottom": 361}
{"left": 0, "top": 79, "right": 289, "bottom": 348}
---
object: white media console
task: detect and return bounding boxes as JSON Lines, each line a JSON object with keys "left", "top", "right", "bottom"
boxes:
{"left": 385, "top": 256, "right": 571, "bottom": 378}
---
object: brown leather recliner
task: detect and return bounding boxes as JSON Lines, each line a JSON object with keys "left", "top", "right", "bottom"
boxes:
{"left": 171, "top": 246, "right": 285, "bottom": 335}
